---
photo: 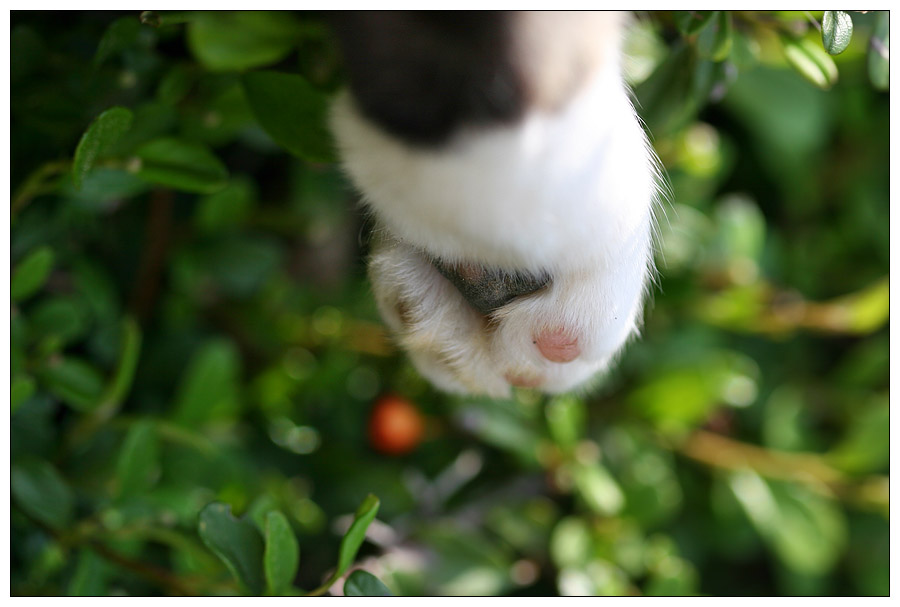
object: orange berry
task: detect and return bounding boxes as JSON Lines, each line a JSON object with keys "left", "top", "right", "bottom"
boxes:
{"left": 368, "top": 394, "right": 425, "bottom": 455}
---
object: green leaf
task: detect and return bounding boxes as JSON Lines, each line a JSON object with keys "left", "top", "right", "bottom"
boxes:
{"left": 11, "top": 374, "right": 36, "bottom": 413}
{"left": 195, "top": 177, "right": 256, "bottom": 234}
{"left": 868, "top": 11, "right": 889, "bottom": 90}
{"left": 545, "top": 395, "right": 586, "bottom": 451}
{"left": 93, "top": 16, "right": 141, "bottom": 67}
{"left": 172, "top": 339, "right": 241, "bottom": 426}
{"left": 696, "top": 11, "right": 733, "bottom": 62}
{"left": 115, "top": 420, "right": 159, "bottom": 498}
{"left": 135, "top": 137, "right": 228, "bottom": 194}
{"left": 11, "top": 459, "right": 75, "bottom": 530}
{"left": 187, "top": 12, "right": 300, "bottom": 72}
{"left": 336, "top": 494, "right": 380, "bottom": 578}
{"left": 72, "top": 106, "right": 134, "bottom": 189}
{"left": 781, "top": 34, "right": 839, "bottom": 90}
{"left": 29, "top": 296, "right": 90, "bottom": 348}
{"left": 571, "top": 462, "right": 624, "bottom": 516}
{"left": 39, "top": 357, "right": 105, "bottom": 412}
{"left": 67, "top": 548, "right": 109, "bottom": 596}
{"left": 827, "top": 394, "right": 889, "bottom": 474}
{"left": 96, "top": 316, "right": 142, "bottom": 414}
{"left": 674, "top": 11, "right": 716, "bottom": 36}
{"left": 198, "top": 502, "right": 265, "bottom": 594}
{"left": 344, "top": 570, "right": 392, "bottom": 596}
{"left": 729, "top": 472, "right": 846, "bottom": 575}
{"left": 242, "top": 71, "right": 335, "bottom": 163}
{"left": 821, "top": 11, "right": 853, "bottom": 55}
{"left": 11, "top": 246, "right": 54, "bottom": 302}
{"left": 264, "top": 510, "right": 300, "bottom": 595}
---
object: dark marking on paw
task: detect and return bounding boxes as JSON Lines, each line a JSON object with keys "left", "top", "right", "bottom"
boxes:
{"left": 432, "top": 258, "right": 550, "bottom": 316}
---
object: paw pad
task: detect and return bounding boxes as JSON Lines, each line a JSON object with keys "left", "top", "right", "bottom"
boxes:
{"left": 534, "top": 328, "right": 580, "bottom": 363}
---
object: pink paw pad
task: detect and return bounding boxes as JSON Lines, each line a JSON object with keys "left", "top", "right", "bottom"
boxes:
{"left": 534, "top": 328, "right": 580, "bottom": 363}
{"left": 504, "top": 372, "right": 544, "bottom": 388}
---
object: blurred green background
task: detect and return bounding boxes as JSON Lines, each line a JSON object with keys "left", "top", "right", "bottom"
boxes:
{"left": 10, "top": 11, "right": 889, "bottom": 596}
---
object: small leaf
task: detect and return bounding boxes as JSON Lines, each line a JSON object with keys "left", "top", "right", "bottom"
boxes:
{"left": 195, "top": 177, "right": 256, "bottom": 234}
{"left": 67, "top": 548, "right": 109, "bottom": 596}
{"left": 93, "top": 17, "right": 141, "bottom": 67}
{"left": 11, "top": 459, "right": 75, "bottom": 530}
{"left": 697, "top": 11, "right": 733, "bottom": 62}
{"left": 115, "top": 420, "right": 159, "bottom": 498}
{"left": 781, "top": 34, "right": 839, "bottom": 90}
{"left": 336, "top": 494, "right": 380, "bottom": 578}
{"left": 39, "top": 357, "right": 105, "bottom": 412}
{"left": 821, "top": 11, "right": 853, "bottom": 55}
{"left": 545, "top": 396, "right": 586, "bottom": 451}
{"left": 344, "top": 570, "right": 392, "bottom": 596}
{"left": 198, "top": 502, "right": 265, "bottom": 594}
{"left": 571, "top": 462, "right": 625, "bottom": 516}
{"left": 11, "top": 374, "right": 36, "bottom": 414}
{"left": 135, "top": 137, "right": 228, "bottom": 194}
{"left": 172, "top": 339, "right": 241, "bottom": 426}
{"left": 868, "top": 11, "right": 889, "bottom": 90}
{"left": 187, "top": 12, "right": 299, "bottom": 72}
{"left": 72, "top": 107, "right": 134, "bottom": 189}
{"left": 11, "top": 246, "right": 54, "bottom": 302}
{"left": 96, "top": 316, "right": 142, "bottom": 414}
{"left": 242, "top": 71, "right": 335, "bottom": 163}
{"left": 264, "top": 510, "right": 300, "bottom": 595}
{"left": 674, "top": 11, "right": 716, "bottom": 36}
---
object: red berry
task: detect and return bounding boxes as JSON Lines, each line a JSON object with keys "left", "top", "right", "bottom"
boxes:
{"left": 368, "top": 394, "right": 425, "bottom": 455}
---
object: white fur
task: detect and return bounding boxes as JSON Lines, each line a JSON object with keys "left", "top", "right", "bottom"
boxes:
{"left": 331, "top": 21, "right": 660, "bottom": 398}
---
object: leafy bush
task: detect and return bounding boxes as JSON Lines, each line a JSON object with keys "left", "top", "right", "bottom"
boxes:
{"left": 11, "top": 11, "right": 888, "bottom": 596}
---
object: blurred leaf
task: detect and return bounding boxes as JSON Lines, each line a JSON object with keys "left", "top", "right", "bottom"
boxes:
{"left": 571, "top": 462, "right": 625, "bottom": 516}
{"left": 11, "top": 459, "right": 75, "bottom": 530}
{"left": 135, "top": 137, "right": 228, "bottom": 194}
{"left": 198, "top": 502, "right": 265, "bottom": 594}
{"left": 821, "top": 11, "right": 853, "bottom": 55}
{"left": 827, "top": 394, "right": 888, "bottom": 475}
{"left": 550, "top": 517, "right": 593, "bottom": 569}
{"left": 242, "top": 71, "right": 335, "bottom": 163}
{"left": 93, "top": 16, "right": 141, "bottom": 67}
{"left": 188, "top": 12, "right": 300, "bottom": 72}
{"left": 644, "top": 556, "right": 698, "bottom": 596}
{"left": 781, "top": 34, "right": 839, "bottom": 90}
{"left": 172, "top": 339, "right": 241, "bottom": 426}
{"left": 344, "top": 569, "right": 392, "bottom": 597}
{"left": 11, "top": 374, "right": 36, "bottom": 414}
{"left": 544, "top": 395, "right": 585, "bottom": 451}
{"left": 729, "top": 471, "right": 846, "bottom": 575}
{"left": 95, "top": 317, "right": 142, "bottom": 413}
{"left": 696, "top": 11, "right": 733, "bottom": 62}
{"left": 867, "top": 12, "right": 889, "bottom": 90}
{"left": 67, "top": 548, "right": 109, "bottom": 596}
{"left": 195, "top": 176, "right": 256, "bottom": 234}
{"left": 30, "top": 296, "right": 90, "bottom": 349}
{"left": 335, "top": 494, "right": 380, "bottom": 580}
{"left": 823, "top": 277, "right": 889, "bottom": 334}
{"left": 263, "top": 510, "right": 299, "bottom": 595}
{"left": 72, "top": 106, "right": 134, "bottom": 189}
{"left": 116, "top": 420, "right": 159, "bottom": 498}
{"left": 39, "top": 356, "right": 105, "bottom": 412}
{"left": 674, "top": 11, "right": 716, "bottom": 36}
{"left": 11, "top": 245, "right": 54, "bottom": 302}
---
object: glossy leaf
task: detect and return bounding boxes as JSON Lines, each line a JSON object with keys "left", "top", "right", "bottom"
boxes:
{"left": 135, "top": 137, "right": 228, "bottom": 194}
{"left": 11, "top": 459, "right": 75, "bottom": 530}
{"left": 781, "top": 34, "right": 839, "bottom": 90}
{"left": 344, "top": 570, "right": 392, "bottom": 596}
{"left": 11, "top": 246, "right": 54, "bottom": 302}
{"left": 242, "top": 71, "right": 335, "bottom": 163}
{"left": 335, "top": 494, "right": 380, "bottom": 578}
{"left": 264, "top": 510, "right": 299, "bottom": 595}
{"left": 545, "top": 395, "right": 585, "bottom": 451}
{"left": 198, "top": 502, "right": 265, "bottom": 594}
{"left": 72, "top": 106, "right": 134, "bottom": 189}
{"left": 115, "top": 420, "right": 159, "bottom": 498}
{"left": 572, "top": 462, "right": 624, "bottom": 516}
{"left": 93, "top": 16, "right": 141, "bottom": 67}
{"left": 821, "top": 11, "right": 853, "bottom": 55}
{"left": 188, "top": 12, "right": 299, "bottom": 72}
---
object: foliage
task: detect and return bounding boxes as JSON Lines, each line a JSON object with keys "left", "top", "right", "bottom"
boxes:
{"left": 10, "top": 10, "right": 888, "bottom": 596}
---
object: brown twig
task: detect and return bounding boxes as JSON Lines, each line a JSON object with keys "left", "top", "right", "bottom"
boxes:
{"left": 129, "top": 189, "right": 175, "bottom": 321}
